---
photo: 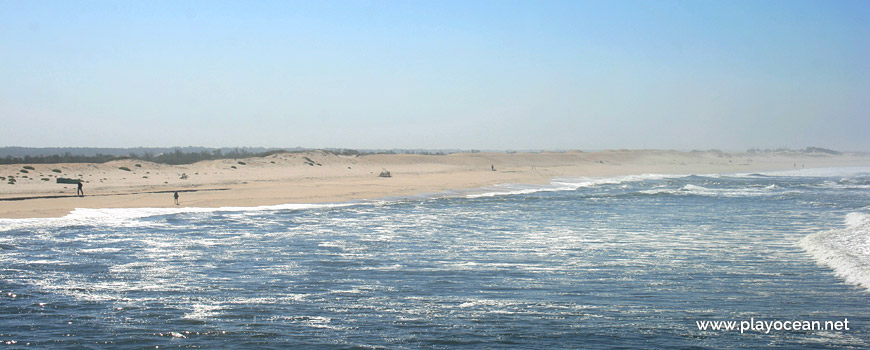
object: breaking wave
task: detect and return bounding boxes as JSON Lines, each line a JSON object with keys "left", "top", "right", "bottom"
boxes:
{"left": 801, "top": 212, "right": 870, "bottom": 291}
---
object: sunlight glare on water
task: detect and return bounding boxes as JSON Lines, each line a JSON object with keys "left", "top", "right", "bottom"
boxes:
{"left": 2, "top": 169, "right": 870, "bottom": 348}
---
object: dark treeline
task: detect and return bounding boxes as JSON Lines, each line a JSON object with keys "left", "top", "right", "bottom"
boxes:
{"left": 746, "top": 147, "right": 842, "bottom": 155}
{"left": 0, "top": 147, "right": 457, "bottom": 165}
{"left": 0, "top": 148, "right": 290, "bottom": 165}
{"left": 2, "top": 153, "right": 120, "bottom": 165}
{"left": 0, "top": 146, "right": 296, "bottom": 158}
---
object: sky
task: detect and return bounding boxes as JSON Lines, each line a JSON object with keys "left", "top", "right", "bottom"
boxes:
{"left": 1, "top": 0, "right": 868, "bottom": 151}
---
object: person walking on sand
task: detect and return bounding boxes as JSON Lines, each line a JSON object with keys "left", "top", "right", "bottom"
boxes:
{"left": 76, "top": 181, "right": 84, "bottom": 197}
{"left": 174, "top": 191, "right": 179, "bottom": 205}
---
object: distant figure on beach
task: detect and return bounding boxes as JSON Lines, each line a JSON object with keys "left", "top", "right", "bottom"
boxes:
{"left": 76, "top": 182, "right": 84, "bottom": 197}
{"left": 174, "top": 191, "right": 179, "bottom": 205}
{"left": 491, "top": 164, "right": 495, "bottom": 171}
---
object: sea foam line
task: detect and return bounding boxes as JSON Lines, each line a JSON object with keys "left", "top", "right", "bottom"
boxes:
{"left": 0, "top": 202, "right": 356, "bottom": 231}
{"left": 465, "top": 173, "right": 684, "bottom": 199}
{"left": 4, "top": 168, "right": 868, "bottom": 231}
{"left": 1, "top": 173, "right": 686, "bottom": 229}
{"left": 800, "top": 212, "right": 870, "bottom": 291}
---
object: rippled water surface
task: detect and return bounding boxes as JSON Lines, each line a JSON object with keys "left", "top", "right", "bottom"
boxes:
{"left": 2, "top": 169, "right": 870, "bottom": 348}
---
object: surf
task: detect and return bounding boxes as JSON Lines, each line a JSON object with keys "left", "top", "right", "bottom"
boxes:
{"left": 801, "top": 212, "right": 870, "bottom": 291}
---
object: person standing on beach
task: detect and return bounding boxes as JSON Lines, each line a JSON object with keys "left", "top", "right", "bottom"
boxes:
{"left": 174, "top": 191, "right": 179, "bottom": 205}
{"left": 76, "top": 182, "right": 84, "bottom": 197}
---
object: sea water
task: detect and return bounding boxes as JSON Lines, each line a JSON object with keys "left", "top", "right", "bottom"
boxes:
{"left": 1, "top": 168, "right": 870, "bottom": 349}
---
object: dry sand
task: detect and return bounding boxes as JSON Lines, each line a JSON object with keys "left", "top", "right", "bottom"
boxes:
{"left": 2, "top": 150, "right": 869, "bottom": 219}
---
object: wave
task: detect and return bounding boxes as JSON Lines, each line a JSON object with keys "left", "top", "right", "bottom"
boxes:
{"left": 801, "top": 212, "right": 870, "bottom": 291}
{"left": 817, "top": 178, "right": 870, "bottom": 190}
{"left": 639, "top": 183, "right": 787, "bottom": 198}
{"left": 0, "top": 172, "right": 806, "bottom": 230}
{"left": 2, "top": 175, "right": 686, "bottom": 230}
{"left": 0, "top": 202, "right": 357, "bottom": 232}
{"left": 3, "top": 167, "right": 867, "bottom": 230}
{"left": 465, "top": 173, "right": 684, "bottom": 199}
{"left": 464, "top": 183, "right": 578, "bottom": 198}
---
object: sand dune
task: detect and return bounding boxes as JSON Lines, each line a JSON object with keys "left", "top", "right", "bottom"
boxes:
{"left": 2, "top": 150, "right": 868, "bottom": 218}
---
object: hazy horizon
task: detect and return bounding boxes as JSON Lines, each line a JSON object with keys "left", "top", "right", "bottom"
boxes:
{"left": 2, "top": 1, "right": 868, "bottom": 151}
{"left": 0, "top": 145, "right": 860, "bottom": 158}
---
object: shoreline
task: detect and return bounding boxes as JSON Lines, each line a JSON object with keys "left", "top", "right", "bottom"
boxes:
{"left": 2, "top": 150, "right": 869, "bottom": 219}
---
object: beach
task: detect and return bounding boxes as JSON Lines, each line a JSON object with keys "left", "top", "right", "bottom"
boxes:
{"left": 2, "top": 149, "right": 869, "bottom": 219}
{"left": 4, "top": 157, "right": 870, "bottom": 348}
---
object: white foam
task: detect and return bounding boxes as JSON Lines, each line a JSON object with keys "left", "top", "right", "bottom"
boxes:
{"left": 466, "top": 173, "right": 685, "bottom": 199}
{"left": 801, "top": 212, "right": 870, "bottom": 291}
{"left": 641, "top": 183, "right": 782, "bottom": 197}
{"left": 3, "top": 167, "right": 867, "bottom": 230}
{"left": 183, "top": 302, "right": 224, "bottom": 320}
{"left": 0, "top": 202, "right": 356, "bottom": 232}
{"left": 465, "top": 183, "right": 574, "bottom": 198}
{"left": 554, "top": 173, "right": 683, "bottom": 187}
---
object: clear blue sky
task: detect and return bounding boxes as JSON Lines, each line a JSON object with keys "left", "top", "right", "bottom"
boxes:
{"left": 2, "top": 0, "right": 868, "bottom": 151}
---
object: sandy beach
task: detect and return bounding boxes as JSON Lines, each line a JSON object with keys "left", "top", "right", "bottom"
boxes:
{"left": 2, "top": 149, "right": 869, "bottom": 219}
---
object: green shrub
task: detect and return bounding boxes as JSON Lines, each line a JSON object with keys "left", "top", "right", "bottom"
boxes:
{"left": 238, "top": 161, "right": 246, "bottom": 165}
{"left": 52, "top": 169, "right": 62, "bottom": 173}
{"left": 41, "top": 178, "right": 50, "bottom": 181}
{"left": 19, "top": 169, "right": 28, "bottom": 173}
{"left": 23, "top": 166, "right": 35, "bottom": 170}
{"left": 119, "top": 167, "right": 131, "bottom": 171}
{"left": 135, "top": 164, "right": 142, "bottom": 167}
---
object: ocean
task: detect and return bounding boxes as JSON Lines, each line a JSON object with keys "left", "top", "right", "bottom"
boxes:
{"left": 2, "top": 168, "right": 869, "bottom": 349}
